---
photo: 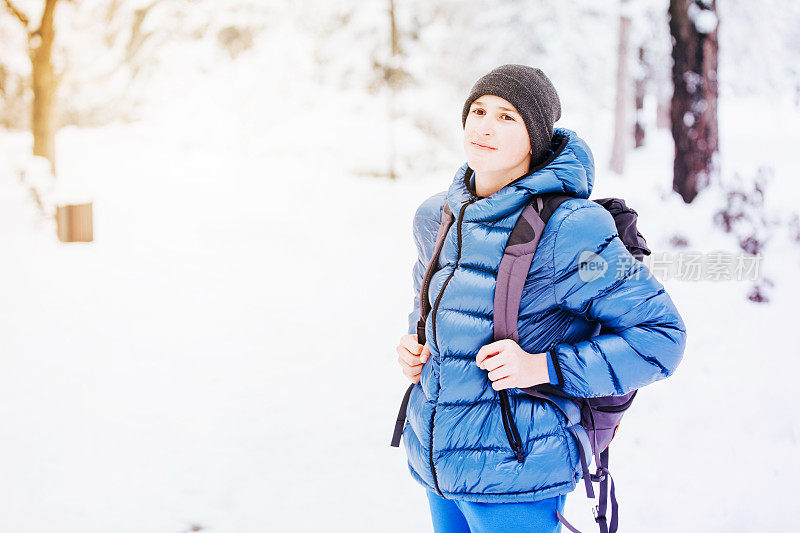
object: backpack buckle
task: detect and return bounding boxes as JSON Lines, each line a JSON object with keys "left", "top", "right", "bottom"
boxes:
{"left": 592, "top": 505, "right": 606, "bottom": 523}
{"left": 416, "top": 321, "right": 426, "bottom": 344}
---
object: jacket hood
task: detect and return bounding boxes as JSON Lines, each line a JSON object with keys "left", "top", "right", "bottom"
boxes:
{"left": 448, "top": 127, "right": 595, "bottom": 221}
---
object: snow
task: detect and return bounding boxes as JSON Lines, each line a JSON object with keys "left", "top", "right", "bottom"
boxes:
{"left": 2, "top": 1, "right": 800, "bottom": 532}
{"left": 689, "top": 3, "right": 719, "bottom": 34}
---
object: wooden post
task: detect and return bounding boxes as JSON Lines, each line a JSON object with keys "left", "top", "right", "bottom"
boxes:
{"left": 56, "top": 202, "right": 93, "bottom": 242}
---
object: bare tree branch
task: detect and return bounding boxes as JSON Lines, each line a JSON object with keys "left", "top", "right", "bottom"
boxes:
{"left": 2, "top": 0, "right": 30, "bottom": 29}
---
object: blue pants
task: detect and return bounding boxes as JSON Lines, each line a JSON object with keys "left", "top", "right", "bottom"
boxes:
{"left": 426, "top": 489, "right": 566, "bottom": 533}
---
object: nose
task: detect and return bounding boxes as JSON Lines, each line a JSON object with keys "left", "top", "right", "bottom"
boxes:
{"left": 474, "top": 119, "right": 494, "bottom": 137}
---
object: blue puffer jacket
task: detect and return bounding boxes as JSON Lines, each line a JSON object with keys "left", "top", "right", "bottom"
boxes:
{"left": 401, "top": 127, "right": 686, "bottom": 503}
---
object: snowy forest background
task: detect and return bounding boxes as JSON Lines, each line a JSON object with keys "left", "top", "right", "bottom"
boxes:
{"left": 2, "top": 0, "right": 800, "bottom": 531}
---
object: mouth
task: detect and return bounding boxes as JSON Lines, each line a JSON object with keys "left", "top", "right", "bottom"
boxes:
{"left": 471, "top": 141, "right": 496, "bottom": 150}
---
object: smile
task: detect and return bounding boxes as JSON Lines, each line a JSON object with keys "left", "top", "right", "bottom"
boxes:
{"left": 471, "top": 142, "right": 497, "bottom": 150}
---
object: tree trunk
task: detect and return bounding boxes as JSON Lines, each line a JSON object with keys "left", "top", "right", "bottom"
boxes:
{"left": 634, "top": 46, "right": 647, "bottom": 148}
{"left": 668, "top": 0, "right": 719, "bottom": 203}
{"left": 387, "top": 0, "right": 400, "bottom": 179}
{"left": 30, "top": 0, "right": 60, "bottom": 174}
{"left": 656, "top": 92, "right": 671, "bottom": 129}
{"left": 609, "top": 0, "right": 631, "bottom": 174}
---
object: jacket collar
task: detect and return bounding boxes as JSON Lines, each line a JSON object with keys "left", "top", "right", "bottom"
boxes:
{"left": 447, "top": 127, "right": 595, "bottom": 222}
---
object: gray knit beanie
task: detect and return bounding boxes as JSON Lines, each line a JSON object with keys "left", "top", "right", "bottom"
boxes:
{"left": 461, "top": 64, "right": 562, "bottom": 166}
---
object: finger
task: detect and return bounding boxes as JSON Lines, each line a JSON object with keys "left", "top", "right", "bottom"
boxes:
{"left": 396, "top": 345, "right": 422, "bottom": 366}
{"left": 403, "top": 365, "right": 422, "bottom": 382}
{"left": 420, "top": 343, "right": 431, "bottom": 363}
{"left": 401, "top": 335, "right": 423, "bottom": 355}
{"left": 491, "top": 376, "right": 514, "bottom": 391}
{"left": 487, "top": 365, "right": 512, "bottom": 382}
{"left": 475, "top": 340, "right": 506, "bottom": 367}
{"left": 481, "top": 352, "right": 508, "bottom": 371}
{"left": 398, "top": 354, "right": 423, "bottom": 370}
{"left": 402, "top": 364, "right": 422, "bottom": 377}
{"left": 399, "top": 335, "right": 422, "bottom": 354}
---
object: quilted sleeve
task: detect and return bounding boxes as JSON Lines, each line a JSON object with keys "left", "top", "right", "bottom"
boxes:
{"left": 547, "top": 203, "right": 687, "bottom": 397}
{"left": 407, "top": 191, "right": 447, "bottom": 335}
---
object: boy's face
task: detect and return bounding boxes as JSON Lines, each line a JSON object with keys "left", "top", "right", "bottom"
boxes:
{"left": 463, "top": 95, "right": 531, "bottom": 176}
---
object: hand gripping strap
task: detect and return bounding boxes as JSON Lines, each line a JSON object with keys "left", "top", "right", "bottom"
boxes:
{"left": 391, "top": 202, "right": 453, "bottom": 448}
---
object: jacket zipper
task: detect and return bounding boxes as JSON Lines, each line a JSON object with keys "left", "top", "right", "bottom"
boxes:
{"left": 427, "top": 196, "right": 477, "bottom": 498}
{"left": 497, "top": 342, "right": 560, "bottom": 462}
{"left": 499, "top": 390, "right": 525, "bottom": 462}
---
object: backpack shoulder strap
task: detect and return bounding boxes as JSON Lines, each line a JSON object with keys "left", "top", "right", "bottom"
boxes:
{"left": 538, "top": 193, "right": 573, "bottom": 225}
{"left": 495, "top": 196, "right": 543, "bottom": 342}
{"left": 416, "top": 201, "right": 453, "bottom": 345}
{"left": 493, "top": 194, "right": 571, "bottom": 342}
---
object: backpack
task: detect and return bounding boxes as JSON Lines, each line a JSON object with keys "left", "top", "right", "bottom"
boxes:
{"left": 390, "top": 192, "right": 652, "bottom": 533}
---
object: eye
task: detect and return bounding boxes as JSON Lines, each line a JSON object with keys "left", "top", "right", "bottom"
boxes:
{"left": 502, "top": 114, "right": 515, "bottom": 121}
{"left": 472, "top": 108, "right": 485, "bottom": 116}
